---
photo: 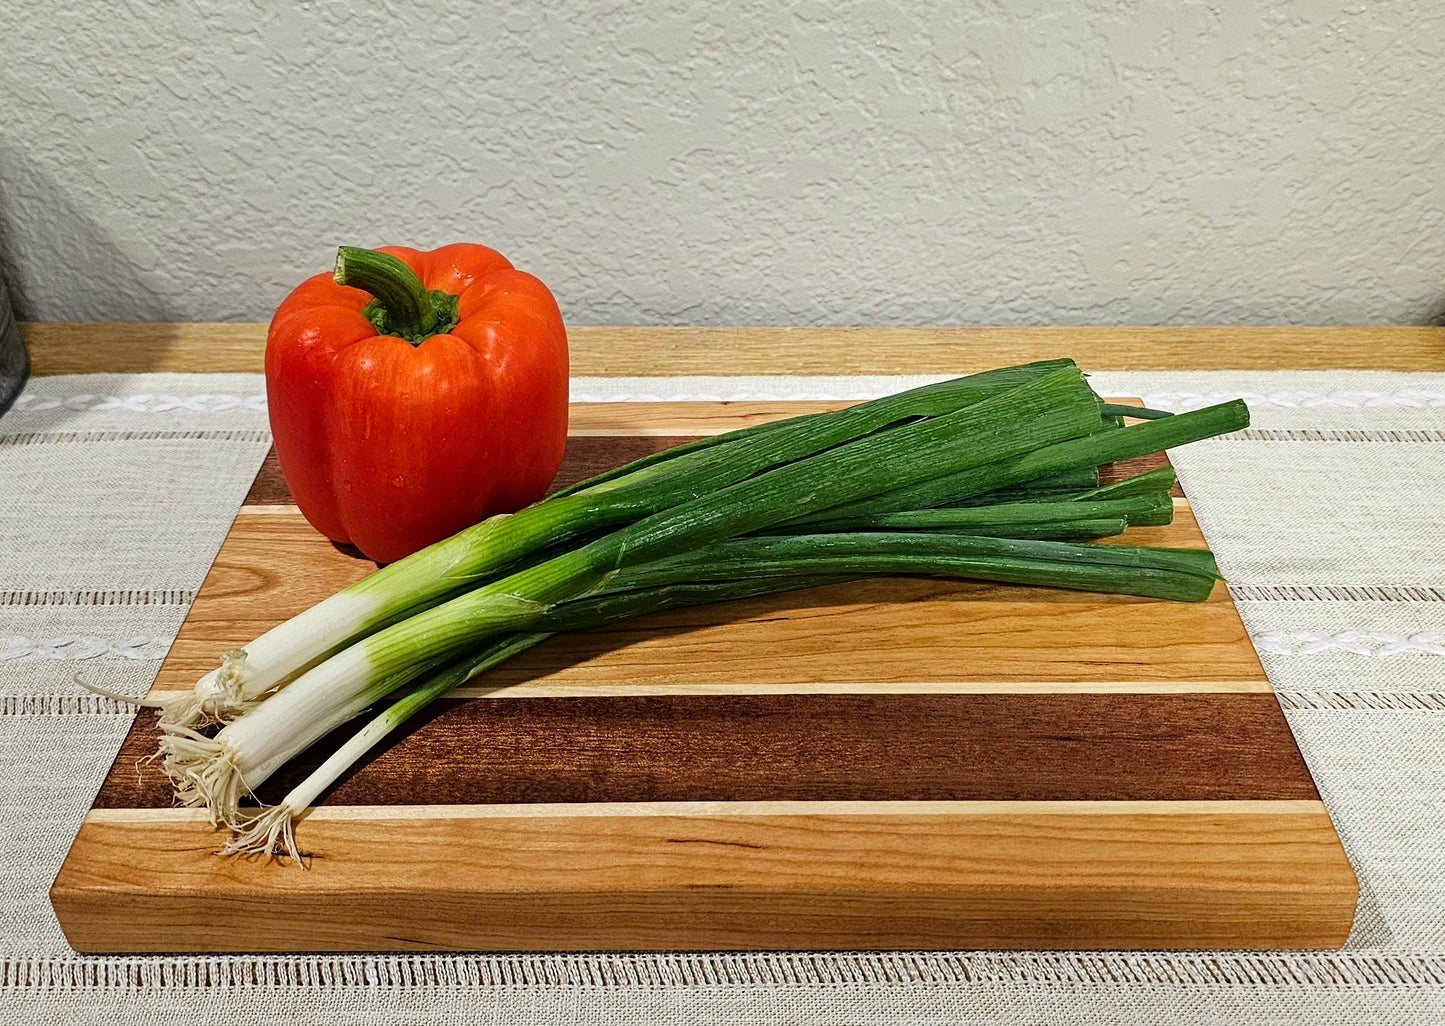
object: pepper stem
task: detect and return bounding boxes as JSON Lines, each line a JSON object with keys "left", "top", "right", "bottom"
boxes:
{"left": 334, "top": 247, "right": 438, "bottom": 339}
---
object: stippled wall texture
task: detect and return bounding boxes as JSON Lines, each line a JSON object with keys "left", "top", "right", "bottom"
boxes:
{"left": 0, "top": 1, "right": 1441, "bottom": 326}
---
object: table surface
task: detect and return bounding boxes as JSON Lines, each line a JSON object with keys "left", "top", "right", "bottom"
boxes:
{"left": 9, "top": 326, "right": 1445, "bottom": 1021}
{"left": 22, "top": 322, "right": 1445, "bottom": 375}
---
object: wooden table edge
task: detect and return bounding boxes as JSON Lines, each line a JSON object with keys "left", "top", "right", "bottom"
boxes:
{"left": 23, "top": 322, "right": 1445, "bottom": 375}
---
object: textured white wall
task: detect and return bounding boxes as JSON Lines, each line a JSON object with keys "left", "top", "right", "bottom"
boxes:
{"left": 1, "top": 1, "right": 1441, "bottom": 326}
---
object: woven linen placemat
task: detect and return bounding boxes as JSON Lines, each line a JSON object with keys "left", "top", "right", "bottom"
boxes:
{"left": 2, "top": 369, "right": 1444, "bottom": 1024}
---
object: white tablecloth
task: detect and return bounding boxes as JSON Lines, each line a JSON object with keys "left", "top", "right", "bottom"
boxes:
{"left": 4, "top": 368, "right": 1444, "bottom": 1024}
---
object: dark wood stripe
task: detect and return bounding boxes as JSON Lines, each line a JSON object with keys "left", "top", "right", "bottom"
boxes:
{"left": 243, "top": 450, "right": 290, "bottom": 505}
{"left": 1099, "top": 452, "right": 1182, "bottom": 495}
{"left": 545, "top": 436, "right": 704, "bottom": 495}
{"left": 98, "top": 693, "right": 1314, "bottom": 810}
{"left": 244, "top": 436, "right": 706, "bottom": 506}
{"left": 245, "top": 441, "right": 1180, "bottom": 506}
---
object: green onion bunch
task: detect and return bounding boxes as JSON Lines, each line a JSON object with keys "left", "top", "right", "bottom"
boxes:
{"left": 151, "top": 361, "right": 1248, "bottom": 862}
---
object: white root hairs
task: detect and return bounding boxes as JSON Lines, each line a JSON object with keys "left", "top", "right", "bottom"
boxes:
{"left": 157, "top": 690, "right": 266, "bottom": 731}
{"left": 157, "top": 725, "right": 249, "bottom": 828}
{"left": 157, "top": 650, "right": 262, "bottom": 730}
{"left": 156, "top": 691, "right": 207, "bottom": 729}
{"left": 222, "top": 804, "right": 303, "bottom": 865}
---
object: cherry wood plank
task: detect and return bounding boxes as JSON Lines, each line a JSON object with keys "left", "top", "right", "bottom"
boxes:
{"left": 96, "top": 692, "right": 1316, "bottom": 810}
{"left": 52, "top": 801, "right": 1357, "bottom": 952}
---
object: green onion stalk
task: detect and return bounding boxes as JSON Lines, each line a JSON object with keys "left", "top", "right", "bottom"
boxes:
{"left": 161, "top": 360, "right": 1081, "bottom": 729}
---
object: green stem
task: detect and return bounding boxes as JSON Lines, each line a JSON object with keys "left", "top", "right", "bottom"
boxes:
{"left": 334, "top": 247, "right": 437, "bottom": 339}
{"left": 1099, "top": 403, "right": 1174, "bottom": 421}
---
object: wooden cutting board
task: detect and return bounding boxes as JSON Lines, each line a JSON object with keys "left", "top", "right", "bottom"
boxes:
{"left": 51, "top": 400, "right": 1357, "bottom": 953}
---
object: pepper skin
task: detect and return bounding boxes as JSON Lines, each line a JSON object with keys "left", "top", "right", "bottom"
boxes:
{"left": 265, "top": 244, "right": 569, "bottom": 563}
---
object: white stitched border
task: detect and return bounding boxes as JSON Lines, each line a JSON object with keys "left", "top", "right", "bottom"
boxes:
{"left": 0, "top": 636, "right": 174, "bottom": 661}
{"left": 1254, "top": 631, "right": 1445, "bottom": 657}
{"left": 1144, "top": 390, "right": 1445, "bottom": 410}
{"left": 8, "top": 393, "right": 268, "bottom": 413}
{"left": 0, "top": 694, "right": 138, "bottom": 716}
{"left": 1277, "top": 691, "right": 1445, "bottom": 711}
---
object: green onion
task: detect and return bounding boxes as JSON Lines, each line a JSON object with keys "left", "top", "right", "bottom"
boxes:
{"left": 613, "top": 532, "right": 1220, "bottom": 603}
{"left": 149, "top": 364, "right": 1248, "bottom": 860}
{"left": 959, "top": 466, "right": 1101, "bottom": 504}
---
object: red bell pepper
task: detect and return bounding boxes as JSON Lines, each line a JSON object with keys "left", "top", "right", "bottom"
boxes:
{"left": 265, "top": 244, "right": 569, "bottom": 563}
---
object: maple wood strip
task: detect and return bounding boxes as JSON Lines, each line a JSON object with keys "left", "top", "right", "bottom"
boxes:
{"left": 378, "top": 678, "right": 1267, "bottom": 697}
{"left": 25, "top": 322, "right": 1445, "bottom": 375}
{"left": 51, "top": 802, "right": 1357, "bottom": 952}
{"left": 95, "top": 692, "right": 1316, "bottom": 811}
{"left": 83, "top": 798, "right": 1331, "bottom": 824}
{"left": 567, "top": 403, "right": 850, "bottom": 435}
{"left": 234, "top": 504, "right": 299, "bottom": 515}
{"left": 143, "top": 678, "right": 1269, "bottom": 703}
{"left": 149, "top": 503, "right": 1258, "bottom": 699}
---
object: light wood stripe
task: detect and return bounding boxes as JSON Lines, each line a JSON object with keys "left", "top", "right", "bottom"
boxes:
{"left": 567, "top": 401, "right": 850, "bottom": 435}
{"left": 234, "top": 504, "right": 299, "bottom": 515}
{"left": 84, "top": 798, "right": 1330, "bottom": 825}
{"left": 25, "top": 322, "right": 1445, "bottom": 375}
{"left": 143, "top": 677, "right": 1268, "bottom": 702}
{"left": 236, "top": 495, "right": 1195, "bottom": 520}
{"left": 566, "top": 400, "right": 1179, "bottom": 436}
{"left": 414, "top": 677, "right": 1266, "bottom": 697}
{"left": 54, "top": 799, "right": 1356, "bottom": 952}
{"left": 547, "top": 397, "right": 1162, "bottom": 435}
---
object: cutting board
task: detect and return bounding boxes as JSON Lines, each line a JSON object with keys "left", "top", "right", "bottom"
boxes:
{"left": 51, "top": 400, "right": 1357, "bottom": 953}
